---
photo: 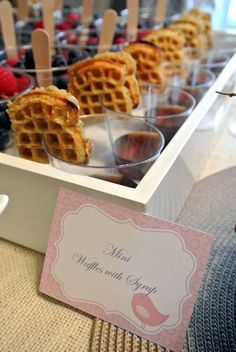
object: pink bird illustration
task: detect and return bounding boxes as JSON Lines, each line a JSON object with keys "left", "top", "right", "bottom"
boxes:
{"left": 131, "top": 293, "right": 169, "bottom": 329}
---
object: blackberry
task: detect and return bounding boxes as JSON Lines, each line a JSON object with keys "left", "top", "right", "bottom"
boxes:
{"left": 0, "top": 129, "right": 11, "bottom": 151}
{"left": 93, "top": 13, "right": 100, "bottom": 21}
{"left": 0, "top": 110, "right": 11, "bottom": 130}
{"left": 24, "top": 49, "right": 35, "bottom": 69}
{"left": 13, "top": 60, "right": 25, "bottom": 69}
{"left": 68, "top": 50, "right": 89, "bottom": 65}
{"left": 63, "top": 4, "right": 71, "bottom": 15}
{"left": 52, "top": 54, "right": 67, "bottom": 67}
{"left": 53, "top": 76, "right": 68, "bottom": 90}
{"left": 0, "top": 103, "right": 7, "bottom": 112}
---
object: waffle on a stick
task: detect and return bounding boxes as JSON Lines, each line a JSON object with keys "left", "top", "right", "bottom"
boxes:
{"left": 94, "top": 51, "right": 140, "bottom": 107}
{"left": 170, "top": 21, "right": 201, "bottom": 49}
{"left": 123, "top": 41, "right": 166, "bottom": 85}
{"left": 68, "top": 53, "right": 139, "bottom": 115}
{"left": 7, "top": 86, "right": 92, "bottom": 164}
{"left": 143, "top": 28, "right": 186, "bottom": 63}
{"left": 187, "top": 8, "right": 213, "bottom": 48}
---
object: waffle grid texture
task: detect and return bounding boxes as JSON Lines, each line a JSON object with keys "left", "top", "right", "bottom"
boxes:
{"left": 68, "top": 52, "right": 140, "bottom": 115}
{"left": 123, "top": 42, "right": 165, "bottom": 85}
{"left": 7, "top": 86, "right": 92, "bottom": 164}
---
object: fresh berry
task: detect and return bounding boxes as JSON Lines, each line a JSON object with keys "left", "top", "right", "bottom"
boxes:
{"left": 62, "top": 4, "right": 71, "bottom": 15}
{"left": 52, "top": 54, "right": 67, "bottom": 67}
{"left": 23, "top": 21, "right": 34, "bottom": 31}
{"left": 56, "top": 22, "right": 73, "bottom": 30}
{"left": 6, "top": 58, "right": 20, "bottom": 67}
{"left": 12, "top": 60, "right": 25, "bottom": 69}
{"left": 0, "top": 67, "right": 17, "bottom": 97}
{"left": 18, "top": 47, "right": 26, "bottom": 61}
{"left": 93, "top": 13, "right": 100, "bottom": 21}
{"left": 24, "top": 49, "right": 35, "bottom": 70}
{"left": 87, "top": 37, "right": 98, "bottom": 45}
{"left": 66, "top": 32, "right": 78, "bottom": 45}
{"left": 88, "top": 30, "right": 98, "bottom": 38}
{"left": 65, "top": 12, "right": 80, "bottom": 25}
{"left": 0, "top": 103, "right": 7, "bottom": 112}
{"left": 114, "top": 36, "right": 127, "bottom": 45}
{"left": 137, "top": 30, "right": 152, "bottom": 40}
{"left": 0, "top": 128, "right": 11, "bottom": 151}
{"left": 53, "top": 76, "right": 68, "bottom": 90}
{"left": 89, "top": 21, "right": 97, "bottom": 30}
{"left": 33, "top": 20, "right": 44, "bottom": 29}
{"left": 68, "top": 50, "right": 89, "bottom": 65}
{"left": 16, "top": 76, "right": 29, "bottom": 92}
{"left": 0, "top": 109, "right": 11, "bottom": 130}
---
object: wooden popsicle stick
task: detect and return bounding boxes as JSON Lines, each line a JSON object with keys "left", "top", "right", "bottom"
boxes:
{"left": 155, "top": 0, "right": 169, "bottom": 23}
{"left": 127, "top": 0, "right": 138, "bottom": 42}
{"left": 0, "top": 0, "right": 18, "bottom": 59}
{"left": 80, "top": 0, "right": 94, "bottom": 46}
{"left": 54, "top": 0, "right": 63, "bottom": 12}
{"left": 98, "top": 9, "right": 118, "bottom": 53}
{"left": 32, "top": 29, "right": 52, "bottom": 87}
{"left": 16, "top": 0, "right": 28, "bottom": 21}
{"left": 81, "top": 0, "right": 94, "bottom": 26}
{"left": 41, "top": 0, "right": 54, "bottom": 55}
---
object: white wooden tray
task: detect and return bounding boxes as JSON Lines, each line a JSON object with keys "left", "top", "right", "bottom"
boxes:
{"left": 0, "top": 52, "right": 236, "bottom": 253}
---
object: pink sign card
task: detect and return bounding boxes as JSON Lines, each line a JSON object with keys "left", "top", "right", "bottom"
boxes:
{"left": 40, "top": 187, "right": 213, "bottom": 351}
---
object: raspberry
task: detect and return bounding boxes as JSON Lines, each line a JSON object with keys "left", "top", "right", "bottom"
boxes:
{"left": 16, "top": 76, "right": 29, "bottom": 92}
{"left": 56, "top": 22, "right": 72, "bottom": 30}
{"left": 87, "top": 37, "right": 98, "bottom": 45}
{"left": 114, "top": 36, "right": 127, "bottom": 45}
{"left": 65, "top": 13, "right": 80, "bottom": 24}
{"left": 137, "top": 30, "right": 152, "bottom": 40}
{"left": 5, "top": 58, "right": 20, "bottom": 67}
{"left": 33, "top": 20, "right": 44, "bottom": 29}
{"left": 0, "top": 67, "right": 17, "bottom": 97}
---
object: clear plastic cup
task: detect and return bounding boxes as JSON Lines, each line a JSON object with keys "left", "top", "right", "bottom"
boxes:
{"left": 184, "top": 47, "right": 230, "bottom": 77}
{"left": 43, "top": 113, "right": 165, "bottom": 186}
{"left": 104, "top": 84, "right": 195, "bottom": 147}
{"left": 160, "top": 62, "right": 216, "bottom": 104}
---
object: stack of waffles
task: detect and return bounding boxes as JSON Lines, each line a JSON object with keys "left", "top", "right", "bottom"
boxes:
{"left": 68, "top": 51, "right": 140, "bottom": 115}
{"left": 123, "top": 41, "right": 166, "bottom": 86}
{"left": 170, "top": 9, "right": 212, "bottom": 51}
{"left": 142, "top": 28, "right": 186, "bottom": 79}
{"left": 143, "top": 28, "right": 186, "bottom": 64}
{"left": 169, "top": 17, "right": 203, "bottom": 50}
{"left": 187, "top": 8, "right": 213, "bottom": 48}
{"left": 7, "top": 86, "right": 93, "bottom": 164}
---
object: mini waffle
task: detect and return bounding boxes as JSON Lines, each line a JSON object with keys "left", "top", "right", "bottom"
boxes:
{"left": 172, "top": 13, "right": 210, "bottom": 49}
{"left": 123, "top": 41, "right": 166, "bottom": 85}
{"left": 68, "top": 57, "right": 137, "bottom": 114}
{"left": 7, "top": 86, "right": 92, "bottom": 164}
{"left": 143, "top": 28, "right": 185, "bottom": 52}
{"left": 143, "top": 28, "right": 186, "bottom": 64}
{"left": 187, "top": 8, "right": 212, "bottom": 48}
{"left": 94, "top": 51, "right": 140, "bottom": 107}
{"left": 170, "top": 22, "right": 201, "bottom": 49}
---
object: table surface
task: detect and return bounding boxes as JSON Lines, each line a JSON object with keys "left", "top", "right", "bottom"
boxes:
{"left": 200, "top": 98, "right": 236, "bottom": 179}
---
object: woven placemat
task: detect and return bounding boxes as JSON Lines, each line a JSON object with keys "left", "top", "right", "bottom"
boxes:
{"left": 90, "top": 166, "right": 236, "bottom": 352}
{"left": 0, "top": 239, "right": 94, "bottom": 352}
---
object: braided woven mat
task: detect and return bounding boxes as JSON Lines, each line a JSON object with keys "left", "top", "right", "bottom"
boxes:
{"left": 1, "top": 166, "right": 236, "bottom": 351}
{"left": 91, "top": 166, "right": 236, "bottom": 352}
{"left": 0, "top": 240, "right": 93, "bottom": 352}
